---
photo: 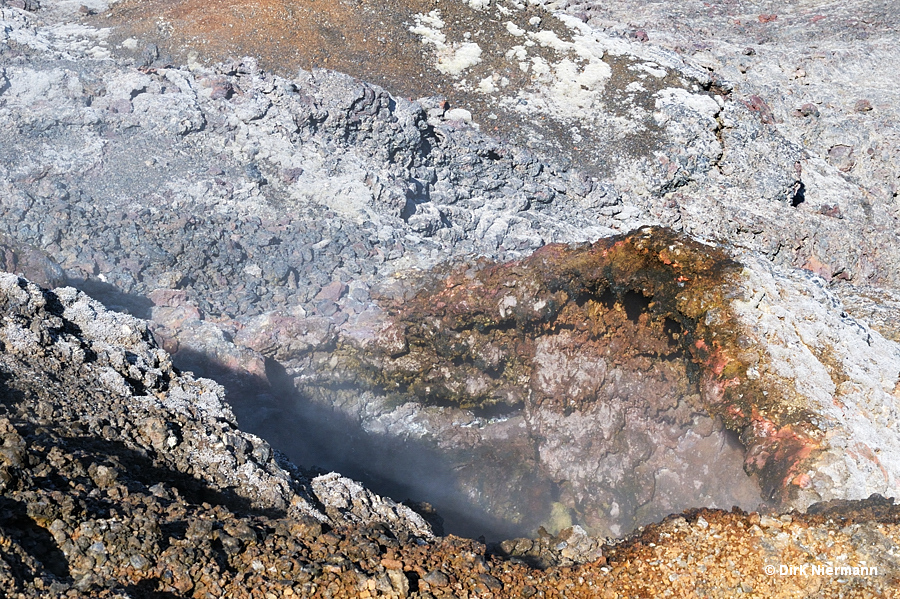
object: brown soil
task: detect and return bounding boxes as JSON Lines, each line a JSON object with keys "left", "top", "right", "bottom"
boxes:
{"left": 96, "top": 0, "right": 558, "bottom": 108}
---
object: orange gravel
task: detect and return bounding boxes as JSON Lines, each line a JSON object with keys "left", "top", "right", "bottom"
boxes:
{"left": 96, "top": 0, "right": 556, "bottom": 104}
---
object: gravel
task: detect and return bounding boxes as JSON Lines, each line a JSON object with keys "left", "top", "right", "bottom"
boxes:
{"left": 1, "top": 0, "right": 900, "bottom": 595}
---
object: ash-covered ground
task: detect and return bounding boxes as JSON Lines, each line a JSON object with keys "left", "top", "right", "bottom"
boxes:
{"left": 1, "top": 0, "right": 900, "bottom": 595}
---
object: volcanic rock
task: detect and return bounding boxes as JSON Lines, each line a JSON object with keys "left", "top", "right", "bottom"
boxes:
{"left": 1, "top": 0, "right": 900, "bottom": 595}
{"left": 309, "top": 227, "right": 900, "bottom": 535}
{"left": 0, "top": 273, "right": 897, "bottom": 597}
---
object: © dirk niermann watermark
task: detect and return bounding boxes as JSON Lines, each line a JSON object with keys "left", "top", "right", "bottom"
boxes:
{"left": 763, "top": 564, "right": 879, "bottom": 577}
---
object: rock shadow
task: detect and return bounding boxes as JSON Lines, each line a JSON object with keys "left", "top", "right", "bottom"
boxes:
{"left": 0, "top": 496, "right": 71, "bottom": 582}
{"left": 67, "top": 276, "right": 155, "bottom": 319}
{"left": 170, "top": 347, "right": 544, "bottom": 540}
{"left": 121, "top": 580, "right": 182, "bottom": 599}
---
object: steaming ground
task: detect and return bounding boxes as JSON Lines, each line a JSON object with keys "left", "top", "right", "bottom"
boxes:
{"left": 3, "top": 0, "right": 900, "bottom": 541}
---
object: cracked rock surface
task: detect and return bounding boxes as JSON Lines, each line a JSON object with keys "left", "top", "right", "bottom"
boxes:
{"left": 0, "top": 273, "right": 898, "bottom": 598}
{"left": 1, "top": 0, "right": 900, "bottom": 595}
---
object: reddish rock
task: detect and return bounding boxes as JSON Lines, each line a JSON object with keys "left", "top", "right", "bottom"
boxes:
{"left": 150, "top": 304, "right": 202, "bottom": 328}
{"left": 827, "top": 144, "right": 855, "bottom": 172}
{"left": 794, "top": 102, "right": 819, "bottom": 118}
{"left": 234, "top": 312, "right": 334, "bottom": 360}
{"left": 199, "top": 75, "right": 234, "bottom": 100}
{"left": 148, "top": 288, "right": 193, "bottom": 307}
{"left": 802, "top": 255, "right": 832, "bottom": 279}
{"left": 743, "top": 94, "right": 776, "bottom": 124}
{"left": 315, "top": 280, "right": 347, "bottom": 302}
{"left": 818, "top": 204, "right": 843, "bottom": 218}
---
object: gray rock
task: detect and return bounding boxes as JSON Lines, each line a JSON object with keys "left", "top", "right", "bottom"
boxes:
{"left": 1, "top": 0, "right": 899, "bottom": 547}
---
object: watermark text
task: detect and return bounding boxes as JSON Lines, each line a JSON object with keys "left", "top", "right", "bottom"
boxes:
{"left": 763, "top": 564, "right": 878, "bottom": 577}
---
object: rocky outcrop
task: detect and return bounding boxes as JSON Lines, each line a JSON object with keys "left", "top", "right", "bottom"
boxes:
{"left": 305, "top": 227, "right": 900, "bottom": 534}
{"left": 730, "top": 252, "right": 900, "bottom": 511}
{"left": 362, "top": 227, "right": 740, "bottom": 412}
{"left": 2, "top": 0, "right": 900, "bottom": 595}
{"left": 0, "top": 270, "right": 898, "bottom": 598}
{"left": 0, "top": 273, "right": 435, "bottom": 596}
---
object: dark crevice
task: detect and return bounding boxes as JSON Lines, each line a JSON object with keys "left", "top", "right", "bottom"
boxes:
{"left": 791, "top": 181, "right": 806, "bottom": 207}
{"left": 121, "top": 579, "right": 182, "bottom": 599}
{"left": 405, "top": 570, "right": 420, "bottom": 593}
{"left": 423, "top": 395, "right": 525, "bottom": 418}
{"left": 620, "top": 290, "right": 651, "bottom": 323}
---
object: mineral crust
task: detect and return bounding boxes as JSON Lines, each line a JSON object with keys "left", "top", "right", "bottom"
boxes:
{"left": 1, "top": 0, "right": 900, "bottom": 595}
{"left": 0, "top": 273, "right": 898, "bottom": 598}
{"left": 346, "top": 226, "right": 900, "bottom": 525}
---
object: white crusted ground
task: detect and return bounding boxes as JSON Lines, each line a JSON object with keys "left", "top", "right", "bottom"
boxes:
{"left": 731, "top": 255, "right": 900, "bottom": 507}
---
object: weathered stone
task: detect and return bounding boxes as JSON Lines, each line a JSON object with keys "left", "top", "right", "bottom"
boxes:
{"left": 1, "top": 0, "right": 899, "bottom": 596}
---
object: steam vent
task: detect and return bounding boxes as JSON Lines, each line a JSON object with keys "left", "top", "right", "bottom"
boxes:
{"left": 2, "top": 0, "right": 900, "bottom": 597}
{"left": 354, "top": 227, "right": 765, "bottom": 538}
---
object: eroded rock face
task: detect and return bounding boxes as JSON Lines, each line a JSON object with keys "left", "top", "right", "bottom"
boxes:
{"left": 729, "top": 253, "right": 900, "bottom": 512}
{"left": 293, "top": 226, "right": 900, "bottom": 535}
{"left": 366, "top": 227, "right": 740, "bottom": 412}
{"left": 1, "top": 272, "right": 898, "bottom": 598}
{"left": 275, "top": 227, "right": 767, "bottom": 536}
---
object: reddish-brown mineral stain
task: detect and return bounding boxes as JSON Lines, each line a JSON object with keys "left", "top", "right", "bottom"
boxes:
{"left": 367, "top": 227, "right": 826, "bottom": 506}
{"left": 97, "top": 0, "right": 555, "bottom": 106}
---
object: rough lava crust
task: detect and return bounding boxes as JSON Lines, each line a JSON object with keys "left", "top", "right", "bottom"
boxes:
{"left": 1, "top": 0, "right": 900, "bottom": 596}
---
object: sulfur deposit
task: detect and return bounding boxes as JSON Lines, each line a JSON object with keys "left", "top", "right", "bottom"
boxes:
{"left": 1, "top": 0, "right": 900, "bottom": 596}
{"left": 0, "top": 272, "right": 898, "bottom": 599}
